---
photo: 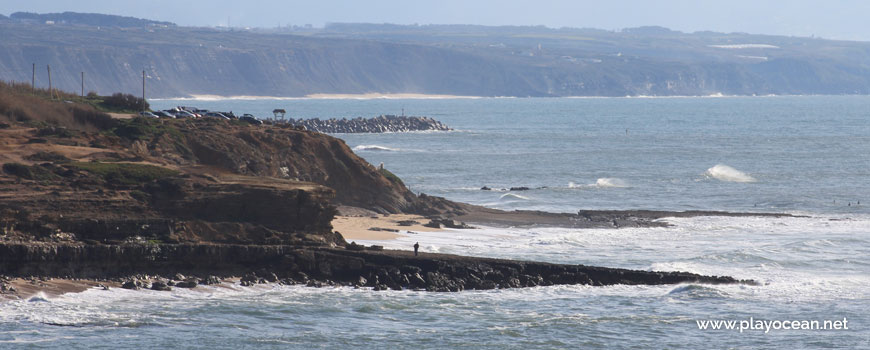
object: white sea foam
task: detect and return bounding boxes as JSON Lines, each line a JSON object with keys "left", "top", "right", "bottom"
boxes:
{"left": 705, "top": 164, "right": 757, "bottom": 183}
{"left": 736, "top": 55, "right": 768, "bottom": 61}
{"left": 568, "top": 178, "right": 630, "bottom": 188}
{"left": 708, "top": 44, "right": 780, "bottom": 49}
{"left": 500, "top": 193, "right": 530, "bottom": 200}
{"left": 354, "top": 214, "right": 870, "bottom": 303}
{"left": 595, "top": 178, "right": 630, "bottom": 188}
{"left": 27, "top": 293, "right": 50, "bottom": 303}
{"left": 352, "top": 145, "right": 400, "bottom": 152}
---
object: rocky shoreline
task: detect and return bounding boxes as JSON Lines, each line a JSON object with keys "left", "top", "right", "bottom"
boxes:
{"left": 0, "top": 90, "right": 760, "bottom": 298}
{"left": 286, "top": 115, "right": 451, "bottom": 133}
{"left": 0, "top": 242, "right": 749, "bottom": 295}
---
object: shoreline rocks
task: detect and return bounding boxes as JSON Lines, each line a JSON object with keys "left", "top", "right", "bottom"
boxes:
{"left": 0, "top": 243, "right": 751, "bottom": 292}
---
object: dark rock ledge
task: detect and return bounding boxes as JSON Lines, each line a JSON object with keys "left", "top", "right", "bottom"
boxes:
{"left": 0, "top": 243, "right": 749, "bottom": 292}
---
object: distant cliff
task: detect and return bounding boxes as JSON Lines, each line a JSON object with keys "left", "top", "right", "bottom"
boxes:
{"left": 2, "top": 14, "right": 870, "bottom": 98}
{"left": 8, "top": 11, "right": 175, "bottom": 27}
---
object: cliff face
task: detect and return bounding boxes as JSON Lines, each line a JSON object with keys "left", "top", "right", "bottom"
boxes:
{"left": 174, "top": 122, "right": 421, "bottom": 212}
{"left": 3, "top": 21, "right": 870, "bottom": 98}
{"left": 0, "top": 88, "right": 461, "bottom": 247}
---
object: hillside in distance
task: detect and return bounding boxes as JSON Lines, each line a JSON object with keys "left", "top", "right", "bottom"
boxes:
{"left": 2, "top": 13, "right": 870, "bottom": 98}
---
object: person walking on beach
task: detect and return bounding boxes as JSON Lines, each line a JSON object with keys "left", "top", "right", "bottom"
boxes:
{"left": 414, "top": 242, "right": 420, "bottom": 256}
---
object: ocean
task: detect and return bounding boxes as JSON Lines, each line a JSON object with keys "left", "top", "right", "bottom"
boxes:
{"left": 2, "top": 96, "right": 868, "bottom": 349}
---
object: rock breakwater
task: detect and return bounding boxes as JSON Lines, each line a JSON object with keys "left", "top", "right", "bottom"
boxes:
{"left": 286, "top": 115, "right": 451, "bottom": 133}
{"left": 0, "top": 243, "right": 748, "bottom": 292}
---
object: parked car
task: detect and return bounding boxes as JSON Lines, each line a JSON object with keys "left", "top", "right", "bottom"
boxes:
{"left": 172, "top": 110, "right": 197, "bottom": 119}
{"left": 204, "top": 112, "right": 230, "bottom": 119}
{"left": 153, "top": 111, "right": 175, "bottom": 118}
{"left": 240, "top": 114, "right": 263, "bottom": 125}
{"left": 138, "top": 111, "right": 158, "bottom": 118}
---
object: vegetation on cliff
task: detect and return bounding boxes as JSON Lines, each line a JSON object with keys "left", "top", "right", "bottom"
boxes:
{"left": 69, "top": 162, "right": 179, "bottom": 185}
{"left": 0, "top": 84, "right": 457, "bottom": 249}
{"left": 0, "top": 84, "right": 749, "bottom": 291}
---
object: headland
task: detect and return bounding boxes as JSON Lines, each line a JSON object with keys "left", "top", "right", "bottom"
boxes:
{"left": 0, "top": 83, "right": 775, "bottom": 300}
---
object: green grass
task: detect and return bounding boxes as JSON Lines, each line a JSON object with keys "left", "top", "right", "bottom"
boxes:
{"left": 1, "top": 80, "right": 144, "bottom": 114}
{"left": 70, "top": 161, "right": 178, "bottom": 185}
{"left": 111, "top": 117, "right": 183, "bottom": 141}
{"left": 379, "top": 168, "right": 404, "bottom": 186}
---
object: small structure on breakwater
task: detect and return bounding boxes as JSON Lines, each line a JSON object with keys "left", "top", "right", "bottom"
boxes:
{"left": 272, "top": 109, "right": 286, "bottom": 122}
{"left": 284, "top": 115, "right": 451, "bottom": 133}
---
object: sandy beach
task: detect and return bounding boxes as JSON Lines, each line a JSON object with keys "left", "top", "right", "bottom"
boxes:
{"left": 166, "top": 93, "right": 482, "bottom": 101}
{"left": 331, "top": 213, "right": 442, "bottom": 241}
{"left": 0, "top": 278, "right": 119, "bottom": 301}
{"left": 304, "top": 93, "right": 481, "bottom": 99}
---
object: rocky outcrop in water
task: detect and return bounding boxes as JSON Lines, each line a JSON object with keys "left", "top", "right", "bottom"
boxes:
{"left": 0, "top": 243, "right": 747, "bottom": 291}
{"left": 285, "top": 115, "right": 451, "bottom": 133}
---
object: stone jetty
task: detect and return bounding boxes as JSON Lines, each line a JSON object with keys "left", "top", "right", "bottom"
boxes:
{"left": 286, "top": 115, "right": 451, "bottom": 133}
{"left": 0, "top": 243, "right": 749, "bottom": 292}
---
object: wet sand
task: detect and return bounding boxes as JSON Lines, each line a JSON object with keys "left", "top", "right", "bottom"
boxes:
{"left": 1, "top": 278, "right": 119, "bottom": 301}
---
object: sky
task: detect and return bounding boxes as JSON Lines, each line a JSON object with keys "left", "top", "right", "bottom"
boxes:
{"left": 3, "top": 0, "right": 870, "bottom": 41}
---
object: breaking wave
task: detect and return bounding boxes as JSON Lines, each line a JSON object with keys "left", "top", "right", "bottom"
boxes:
{"left": 705, "top": 164, "right": 756, "bottom": 183}
{"left": 594, "top": 178, "right": 630, "bottom": 188}
{"left": 500, "top": 193, "right": 530, "bottom": 200}
{"left": 568, "top": 178, "right": 630, "bottom": 188}
{"left": 352, "top": 145, "right": 400, "bottom": 152}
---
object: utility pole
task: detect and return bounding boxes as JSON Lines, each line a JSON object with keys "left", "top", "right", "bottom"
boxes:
{"left": 142, "top": 70, "right": 146, "bottom": 110}
{"left": 31, "top": 63, "right": 35, "bottom": 92}
{"left": 47, "top": 65, "right": 52, "bottom": 99}
{"left": 81, "top": 72, "right": 84, "bottom": 97}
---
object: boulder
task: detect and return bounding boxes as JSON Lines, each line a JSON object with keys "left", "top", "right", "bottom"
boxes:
{"left": 200, "top": 275, "right": 221, "bottom": 285}
{"left": 150, "top": 280, "right": 171, "bottom": 291}
{"left": 175, "top": 279, "right": 198, "bottom": 288}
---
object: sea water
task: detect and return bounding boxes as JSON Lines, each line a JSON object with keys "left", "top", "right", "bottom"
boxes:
{"left": 2, "top": 96, "right": 868, "bottom": 349}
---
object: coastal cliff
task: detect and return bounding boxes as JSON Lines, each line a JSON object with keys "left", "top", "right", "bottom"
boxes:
{"left": 0, "top": 85, "right": 748, "bottom": 293}
{"left": 3, "top": 16, "right": 870, "bottom": 98}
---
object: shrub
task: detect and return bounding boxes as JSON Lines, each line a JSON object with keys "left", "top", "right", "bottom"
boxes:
{"left": 112, "top": 117, "right": 181, "bottom": 141}
{"left": 24, "top": 151, "right": 71, "bottom": 163}
{"left": 70, "top": 162, "right": 178, "bottom": 185}
{"left": 101, "top": 93, "right": 149, "bottom": 112}
{"left": 129, "top": 190, "right": 150, "bottom": 202}
{"left": 71, "top": 105, "right": 116, "bottom": 130}
{"left": 2, "top": 163, "right": 59, "bottom": 181}
{"left": 36, "top": 125, "right": 77, "bottom": 138}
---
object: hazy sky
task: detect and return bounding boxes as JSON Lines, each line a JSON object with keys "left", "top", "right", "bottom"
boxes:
{"left": 4, "top": 0, "right": 870, "bottom": 41}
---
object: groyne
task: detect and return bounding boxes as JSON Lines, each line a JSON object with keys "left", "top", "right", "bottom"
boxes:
{"left": 284, "top": 115, "right": 451, "bottom": 133}
{"left": 0, "top": 243, "right": 747, "bottom": 292}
